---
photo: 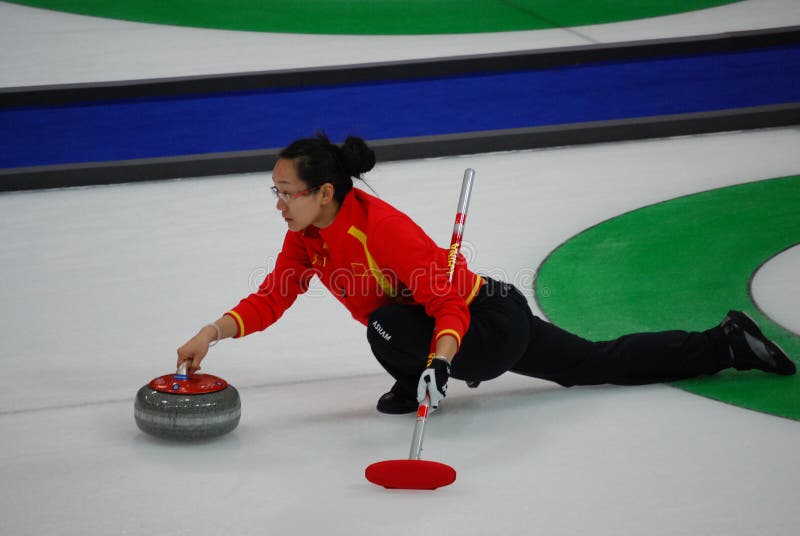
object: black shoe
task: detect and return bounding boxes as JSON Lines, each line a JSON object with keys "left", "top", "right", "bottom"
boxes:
{"left": 376, "top": 383, "right": 418, "bottom": 414}
{"left": 721, "top": 310, "right": 796, "bottom": 375}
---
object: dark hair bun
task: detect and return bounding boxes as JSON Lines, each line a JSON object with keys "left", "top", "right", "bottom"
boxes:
{"left": 341, "top": 136, "right": 376, "bottom": 176}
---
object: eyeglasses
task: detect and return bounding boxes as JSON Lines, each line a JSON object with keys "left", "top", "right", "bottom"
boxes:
{"left": 270, "top": 185, "right": 320, "bottom": 202}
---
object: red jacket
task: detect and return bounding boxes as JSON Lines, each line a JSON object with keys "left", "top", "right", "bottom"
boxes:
{"left": 225, "top": 188, "right": 483, "bottom": 353}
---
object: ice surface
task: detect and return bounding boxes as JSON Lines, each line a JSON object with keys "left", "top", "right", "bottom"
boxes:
{"left": 752, "top": 244, "right": 800, "bottom": 335}
{"left": 2, "top": 129, "right": 799, "bottom": 536}
{"left": 2, "top": 5, "right": 799, "bottom": 533}
{"left": 2, "top": 0, "right": 800, "bottom": 86}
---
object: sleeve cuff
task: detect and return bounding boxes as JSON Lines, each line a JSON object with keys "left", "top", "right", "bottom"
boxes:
{"left": 225, "top": 310, "right": 245, "bottom": 338}
{"left": 434, "top": 328, "right": 462, "bottom": 349}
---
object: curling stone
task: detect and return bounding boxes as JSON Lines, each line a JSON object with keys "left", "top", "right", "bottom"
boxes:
{"left": 134, "top": 363, "right": 240, "bottom": 441}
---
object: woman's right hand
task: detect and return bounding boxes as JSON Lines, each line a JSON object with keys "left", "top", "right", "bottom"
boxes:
{"left": 176, "top": 325, "right": 219, "bottom": 373}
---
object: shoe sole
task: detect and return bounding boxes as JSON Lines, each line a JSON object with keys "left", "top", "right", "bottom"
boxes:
{"left": 377, "top": 405, "right": 418, "bottom": 415}
{"left": 376, "top": 394, "right": 419, "bottom": 415}
{"left": 728, "top": 310, "right": 796, "bottom": 375}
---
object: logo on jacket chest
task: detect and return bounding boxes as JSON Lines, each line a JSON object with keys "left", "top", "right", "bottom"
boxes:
{"left": 311, "top": 253, "right": 329, "bottom": 267}
{"left": 310, "top": 241, "right": 330, "bottom": 268}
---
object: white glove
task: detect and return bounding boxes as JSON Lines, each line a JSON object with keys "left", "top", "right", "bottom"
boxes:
{"left": 417, "top": 356, "right": 451, "bottom": 411}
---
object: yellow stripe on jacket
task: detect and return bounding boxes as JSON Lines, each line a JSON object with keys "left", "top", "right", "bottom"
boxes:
{"left": 347, "top": 225, "right": 397, "bottom": 297}
{"left": 225, "top": 310, "right": 245, "bottom": 338}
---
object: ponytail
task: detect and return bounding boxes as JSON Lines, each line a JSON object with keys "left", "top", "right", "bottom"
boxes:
{"left": 279, "top": 133, "right": 375, "bottom": 203}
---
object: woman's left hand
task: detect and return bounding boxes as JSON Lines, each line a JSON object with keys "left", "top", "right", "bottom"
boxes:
{"left": 417, "top": 356, "right": 451, "bottom": 410}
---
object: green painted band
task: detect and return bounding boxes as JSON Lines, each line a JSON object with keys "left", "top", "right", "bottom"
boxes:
{"left": 535, "top": 176, "right": 800, "bottom": 420}
{"left": 6, "top": 0, "right": 740, "bottom": 35}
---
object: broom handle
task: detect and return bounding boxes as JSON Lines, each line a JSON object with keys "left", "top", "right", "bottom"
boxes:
{"left": 409, "top": 168, "right": 475, "bottom": 460}
{"left": 409, "top": 394, "right": 431, "bottom": 459}
{"left": 447, "top": 168, "right": 475, "bottom": 283}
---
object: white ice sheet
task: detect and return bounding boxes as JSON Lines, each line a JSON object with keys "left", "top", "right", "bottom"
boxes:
{"left": 2, "top": 0, "right": 799, "bottom": 86}
{"left": 1, "top": 129, "right": 799, "bottom": 536}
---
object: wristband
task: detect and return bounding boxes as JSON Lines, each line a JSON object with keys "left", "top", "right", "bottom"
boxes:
{"left": 206, "top": 323, "right": 221, "bottom": 347}
{"left": 427, "top": 353, "right": 451, "bottom": 367}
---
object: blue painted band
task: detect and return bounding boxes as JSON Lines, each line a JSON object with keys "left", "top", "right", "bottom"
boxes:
{"left": 2, "top": 45, "right": 798, "bottom": 169}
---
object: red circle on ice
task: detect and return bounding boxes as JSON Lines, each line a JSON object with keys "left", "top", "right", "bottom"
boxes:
{"left": 148, "top": 373, "right": 228, "bottom": 395}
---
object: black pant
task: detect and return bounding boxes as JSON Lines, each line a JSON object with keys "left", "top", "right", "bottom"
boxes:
{"left": 366, "top": 277, "right": 732, "bottom": 396}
